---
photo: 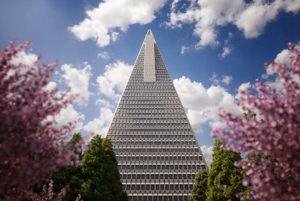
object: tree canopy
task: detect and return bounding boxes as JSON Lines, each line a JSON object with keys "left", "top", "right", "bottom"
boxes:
{"left": 212, "top": 42, "right": 300, "bottom": 200}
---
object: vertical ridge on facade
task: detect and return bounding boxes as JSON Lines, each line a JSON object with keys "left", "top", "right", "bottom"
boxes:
{"left": 143, "top": 29, "right": 156, "bottom": 82}
{"left": 107, "top": 30, "right": 208, "bottom": 201}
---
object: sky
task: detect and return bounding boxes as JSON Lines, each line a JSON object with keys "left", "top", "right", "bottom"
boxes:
{"left": 1, "top": 0, "right": 300, "bottom": 165}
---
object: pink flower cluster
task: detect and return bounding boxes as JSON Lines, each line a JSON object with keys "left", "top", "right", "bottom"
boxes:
{"left": 212, "top": 43, "right": 300, "bottom": 201}
{"left": 26, "top": 180, "right": 68, "bottom": 201}
{"left": 0, "top": 41, "right": 81, "bottom": 200}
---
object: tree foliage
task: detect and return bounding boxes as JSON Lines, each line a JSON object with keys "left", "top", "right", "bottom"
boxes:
{"left": 212, "top": 42, "right": 300, "bottom": 200}
{"left": 51, "top": 133, "right": 84, "bottom": 201}
{"left": 190, "top": 170, "right": 208, "bottom": 201}
{"left": 52, "top": 134, "right": 127, "bottom": 201}
{"left": 206, "top": 140, "right": 243, "bottom": 201}
{"left": 0, "top": 41, "right": 80, "bottom": 200}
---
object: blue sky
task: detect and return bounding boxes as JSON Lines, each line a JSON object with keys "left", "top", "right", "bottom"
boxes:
{"left": 1, "top": 0, "right": 300, "bottom": 164}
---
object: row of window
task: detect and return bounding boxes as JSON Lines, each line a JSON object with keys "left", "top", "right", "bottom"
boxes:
{"left": 115, "top": 113, "right": 185, "bottom": 117}
{"left": 125, "top": 89, "right": 174, "bottom": 93}
{"left": 118, "top": 105, "right": 182, "bottom": 109}
{"left": 119, "top": 103, "right": 180, "bottom": 106}
{"left": 120, "top": 101, "right": 180, "bottom": 104}
{"left": 128, "top": 195, "right": 189, "bottom": 201}
{"left": 121, "top": 95, "right": 177, "bottom": 100}
{"left": 108, "top": 130, "right": 193, "bottom": 134}
{"left": 128, "top": 79, "right": 172, "bottom": 83}
{"left": 120, "top": 173, "right": 196, "bottom": 180}
{"left": 123, "top": 184, "right": 193, "bottom": 191}
{"left": 123, "top": 92, "right": 176, "bottom": 96}
{"left": 125, "top": 86, "right": 174, "bottom": 90}
{"left": 118, "top": 108, "right": 183, "bottom": 112}
{"left": 118, "top": 164, "right": 205, "bottom": 171}
{"left": 110, "top": 123, "right": 189, "bottom": 129}
{"left": 114, "top": 148, "right": 200, "bottom": 153}
{"left": 116, "top": 155, "right": 202, "bottom": 161}
{"left": 113, "top": 141, "right": 196, "bottom": 146}
{"left": 109, "top": 136, "right": 194, "bottom": 140}
{"left": 113, "top": 118, "right": 187, "bottom": 122}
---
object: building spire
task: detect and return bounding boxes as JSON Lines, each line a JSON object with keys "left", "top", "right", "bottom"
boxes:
{"left": 143, "top": 29, "right": 156, "bottom": 82}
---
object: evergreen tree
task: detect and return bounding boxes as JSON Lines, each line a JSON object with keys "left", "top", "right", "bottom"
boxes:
{"left": 80, "top": 135, "right": 106, "bottom": 200}
{"left": 51, "top": 133, "right": 83, "bottom": 201}
{"left": 190, "top": 170, "right": 208, "bottom": 201}
{"left": 52, "top": 135, "right": 127, "bottom": 201}
{"left": 206, "top": 140, "right": 243, "bottom": 201}
{"left": 101, "top": 138, "right": 128, "bottom": 201}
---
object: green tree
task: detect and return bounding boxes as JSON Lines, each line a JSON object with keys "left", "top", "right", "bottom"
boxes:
{"left": 206, "top": 140, "right": 243, "bottom": 201}
{"left": 80, "top": 135, "right": 127, "bottom": 201}
{"left": 51, "top": 133, "right": 83, "bottom": 201}
{"left": 80, "top": 135, "right": 106, "bottom": 200}
{"left": 190, "top": 170, "right": 208, "bottom": 201}
{"left": 52, "top": 134, "right": 127, "bottom": 201}
{"left": 101, "top": 138, "right": 128, "bottom": 201}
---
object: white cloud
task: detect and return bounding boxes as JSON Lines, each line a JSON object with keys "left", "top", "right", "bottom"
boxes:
{"left": 61, "top": 63, "right": 92, "bottom": 106}
{"left": 83, "top": 107, "right": 114, "bottom": 137}
{"left": 264, "top": 47, "right": 299, "bottom": 90}
{"left": 167, "top": 0, "right": 244, "bottom": 47}
{"left": 174, "top": 76, "right": 242, "bottom": 133}
{"left": 95, "top": 98, "right": 114, "bottom": 108}
{"left": 166, "top": 0, "right": 300, "bottom": 48}
{"left": 209, "top": 72, "right": 220, "bottom": 85}
{"left": 235, "top": 82, "right": 251, "bottom": 99}
{"left": 201, "top": 145, "right": 213, "bottom": 167}
{"left": 44, "top": 81, "right": 57, "bottom": 91}
{"left": 52, "top": 105, "right": 85, "bottom": 132}
{"left": 98, "top": 51, "right": 110, "bottom": 60}
{"left": 96, "top": 60, "right": 132, "bottom": 101}
{"left": 220, "top": 47, "right": 231, "bottom": 58}
{"left": 111, "top": 31, "right": 119, "bottom": 42}
{"left": 180, "top": 45, "right": 189, "bottom": 55}
{"left": 236, "top": 0, "right": 300, "bottom": 38}
{"left": 274, "top": 49, "right": 292, "bottom": 65}
{"left": 10, "top": 51, "right": 38, "bottom": 66}
{"left": 69, "top": 0, "right": 167, "bottom": 47}
{"left": 222, "top": 75, "right": 232, "bottom": 85}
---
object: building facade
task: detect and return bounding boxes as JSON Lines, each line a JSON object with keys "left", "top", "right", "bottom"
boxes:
{"left": 107, "top": 30, "right": 207, "bottom": 201}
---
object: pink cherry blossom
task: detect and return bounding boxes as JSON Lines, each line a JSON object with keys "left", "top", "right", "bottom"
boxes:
{"left": 212, "top": 42, "right": 300, "bottom": 201}
{"left": 0, "top": 41, "right": 82, "bottom": 200}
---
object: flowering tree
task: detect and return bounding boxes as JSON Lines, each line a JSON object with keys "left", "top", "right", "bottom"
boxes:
{"left": 212, "top": 42, "right": 300, "bottom": 201}
{"left": 0, "top": 41, "right": 80, "bottom": 200}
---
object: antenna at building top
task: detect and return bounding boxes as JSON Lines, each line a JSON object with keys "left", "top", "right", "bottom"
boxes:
{"left": 147, "top": 29, "right": 153, "bottom": 35}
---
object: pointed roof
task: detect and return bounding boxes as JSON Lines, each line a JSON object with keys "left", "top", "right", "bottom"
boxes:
{"left": 143, "top": 29, "right": 156, "bottom": 82}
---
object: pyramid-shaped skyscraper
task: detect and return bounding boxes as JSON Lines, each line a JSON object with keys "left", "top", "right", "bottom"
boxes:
{"left": 107, "top": 30, "right": 207, "bottom": 201}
